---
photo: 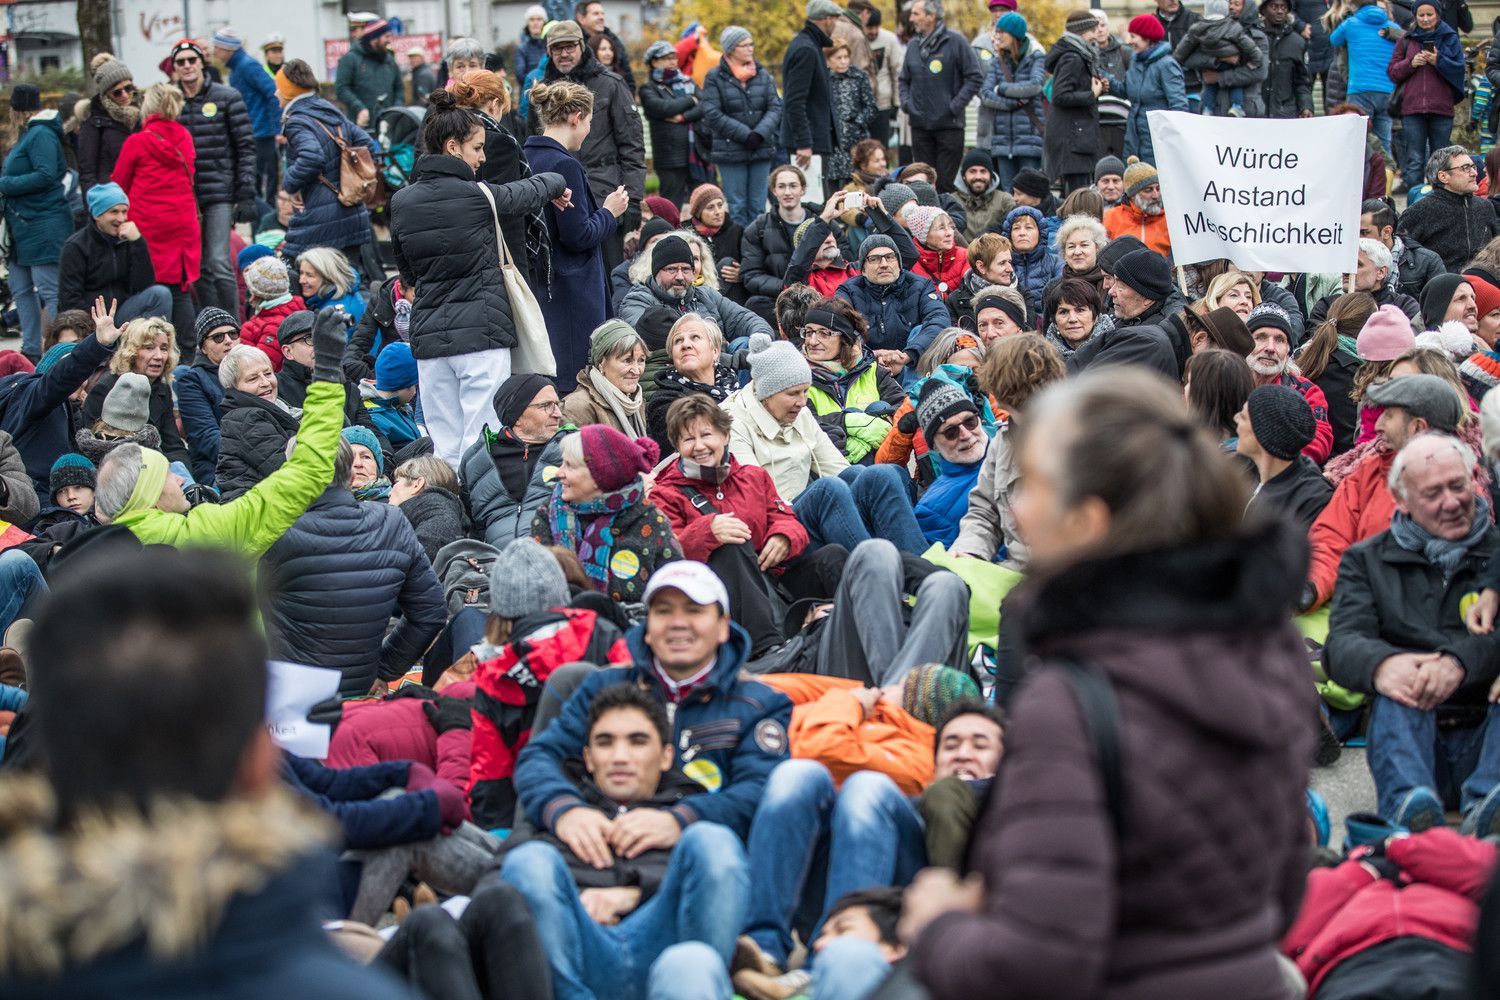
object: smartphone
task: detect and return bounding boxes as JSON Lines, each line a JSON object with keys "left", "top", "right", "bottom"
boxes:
{"left": 1422, "top": 42, "right": 1437, "bottom": 52}
{"left": 846, "top": 191, "right": 866, "bottom": 211}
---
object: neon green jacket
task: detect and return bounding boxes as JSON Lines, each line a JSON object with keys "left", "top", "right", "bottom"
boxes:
{"left": 808, "top": 355, "right": 900, "bottom": 464}
{"left": 117, "top": 380, "right": 342, "bottom": 557}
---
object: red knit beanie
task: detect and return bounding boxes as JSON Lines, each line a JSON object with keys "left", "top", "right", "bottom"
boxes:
{"left": 579, "top": 425, "right": 660, "bottom": 492}
{"left": 1469, "top": 276, "right": 1500, "bottom": 320}
{"left": 1128, "top": 14, "right": 1166, "bottom": 42}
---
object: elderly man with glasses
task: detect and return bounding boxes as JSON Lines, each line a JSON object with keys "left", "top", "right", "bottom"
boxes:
{"left": 460, "top": 372, "right": 571, "bottom": 548}
{"left": 1397, "top": 145, "right": 1500, "bottom": 273}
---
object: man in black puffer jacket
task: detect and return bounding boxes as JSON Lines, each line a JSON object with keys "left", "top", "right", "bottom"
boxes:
{"left": 526, "top": 22, "right": 645, "bottom": 271}
{"left": 170, "top": 39, "right": 255, "bottom": 316}
{"left": 1259, "top": 0, "right": 1313, "bottom": 118}
{"left": 261, "top": 437, "right": 446, "bottom": 699}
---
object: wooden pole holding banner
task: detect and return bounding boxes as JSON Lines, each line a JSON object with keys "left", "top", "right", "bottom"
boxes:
{"left": 1176, "top": 265, "right": 1191, "bottom": 297}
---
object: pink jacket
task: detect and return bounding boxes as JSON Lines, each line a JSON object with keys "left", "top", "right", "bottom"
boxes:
{"left": 325, "top": 680, "right": 475, "bottom": 791}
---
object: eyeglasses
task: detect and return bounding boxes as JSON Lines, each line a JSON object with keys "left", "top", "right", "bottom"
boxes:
{"left": 527, "top": 399, "right": 563, "bottom": 412}
{"left": 174, "top": 55, "right": 201, "bottom": 66}
{"left": 1446, "top": 161, "right": 1478, "bottom": 173}
{"left": 864, "top": 251, "right": 898, "bottom": 265}
{"left": 205, "top": 329, "right": 240, "bottom": 345}
{"left": 801, "top": 324, "right": 837, "bottom": 340}
{"left": 110, "top": 84, "right": 136, "bottom": 99}
{"left": 282, "top": 334, "right": 310, "bottom": 348}
{"left": 937, "top": 414, "right": 981, "bottom": 442}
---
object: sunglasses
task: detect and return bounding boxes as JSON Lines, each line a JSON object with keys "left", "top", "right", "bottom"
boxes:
{"left": 282, "top": 334, "right": 311, "bottom": 348}
{"left": 205, "top": 330, "right": 240, "bottom": 345}
{"left": 174, "top": 55, "right": 201, "bottom": 66}
{"left": 110, "top": 84, "right": 136, "bottom": 99}
{"left": 938, "top": 414, "right": 981, "bottom": 442}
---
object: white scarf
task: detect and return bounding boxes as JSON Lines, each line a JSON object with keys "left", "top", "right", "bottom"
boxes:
{"left": 588, "top": 367, "right": 647, "bottom": 439}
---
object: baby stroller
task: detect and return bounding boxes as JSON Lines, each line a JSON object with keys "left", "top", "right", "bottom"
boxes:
{"left": 371, "top": 105, "right": 427, "bottom": 268}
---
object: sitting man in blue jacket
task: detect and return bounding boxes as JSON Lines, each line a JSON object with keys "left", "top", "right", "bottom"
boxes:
{"left": 909, "top": 379, "right": 990, "bottom": 547}
{"left": 361, "top": 341, "right": 422, "bottom": 451}
{"left": 835, "top": 234, "right": 951, "bottom": 385}
{"left": 512, "top": 560, "right": 791, "bottom": 998}
{"left": 502, "top": 681, "right": 750, "bottom": 1000}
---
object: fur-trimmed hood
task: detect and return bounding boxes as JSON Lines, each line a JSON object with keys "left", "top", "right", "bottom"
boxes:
{"left": 0, "top": 777, "right": 332, "bottom": 979}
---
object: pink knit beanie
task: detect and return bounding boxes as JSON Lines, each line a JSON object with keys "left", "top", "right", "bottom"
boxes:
{"left": 579, "top": 424, "right": 660, "bottom": 492}
{"left": 1356, "top": 304, "right": 1415, "bottom": 361}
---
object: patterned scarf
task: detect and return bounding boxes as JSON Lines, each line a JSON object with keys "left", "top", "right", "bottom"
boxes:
{"left": 679, "top": 457, "right": 730, "bottom": 484}
{"left": 353, "top": 476, "right": 392, "bottom": 502}
{"left": 1389, "top": 493, "right": 1491, "bottom": 581}
{"left": 548, "top": 478, "right": 645, "bottom": 588}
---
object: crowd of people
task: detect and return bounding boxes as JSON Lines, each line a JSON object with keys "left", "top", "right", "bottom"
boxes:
{"left": 5, "top": 0, "right": 1500, "bottom": 998}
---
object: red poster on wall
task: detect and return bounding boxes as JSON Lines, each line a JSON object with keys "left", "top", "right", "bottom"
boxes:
{"left": 324, "top": 32, "right": 443, "bottom": 80}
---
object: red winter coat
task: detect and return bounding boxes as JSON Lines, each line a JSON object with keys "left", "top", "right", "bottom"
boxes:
{"left": 111, "top": 115, "right": 200, "bottom": 285}
{"left": 469, "top": 608, "right": 631, "bottom": 829}
{"left": 915, "top": 242, "right": 967, "bottom": 298}
{"left": 240, "top": 297, "right": 307, "bottom": 372}
{"left": 804, "top": 264, "right": 854, "bottom": 297}
{"left": 1281, "top": 828, "right": 1497, "bottom": 995}
{"left": 652, "top": 456, "right": 810, "bottom": 565}
{"left": 325, "top": 680, "right": 476, "bottom": 791}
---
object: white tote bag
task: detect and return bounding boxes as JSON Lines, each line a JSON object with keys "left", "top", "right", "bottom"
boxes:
{"left": 476, "top": 183, "right": 556, "bottom": 377}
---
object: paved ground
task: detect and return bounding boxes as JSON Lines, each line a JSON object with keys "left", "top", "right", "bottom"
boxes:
{"left": 1310, "top": 746, "right": 1376, "bottom": 848}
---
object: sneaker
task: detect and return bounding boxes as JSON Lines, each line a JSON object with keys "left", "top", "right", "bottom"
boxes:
{"left": 1228, "top": 104, "right": 1246, "bottom": 117}
{"left": 734, "top": 968, "right": 812, "bottom": 1000}
{"left": 1395, "top": 786, "right": 1445, "bottom": 833}
{"left": 1461, "top": 784, "right": 1500, "bottom": 838}
{"left": 1343, "top": 811, "right": 1407, "bottom": 853}
{"left": 1306, "top": 789, "right": 1331, "bottom": 848}
{"left": 731, "top": 935, "right": 783, "bottom": 978}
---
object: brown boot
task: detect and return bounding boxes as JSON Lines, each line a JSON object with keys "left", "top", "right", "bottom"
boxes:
{"left": 0, "top": 648, "right": 24, "bottom": 690}
{"left": 413, "top": 882, "right": 438, "bottom": 907}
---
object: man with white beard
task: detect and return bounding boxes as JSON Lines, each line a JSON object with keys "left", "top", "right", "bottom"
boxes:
{"left": 1245, "top": 302, "right": 1333, "bottom": 464}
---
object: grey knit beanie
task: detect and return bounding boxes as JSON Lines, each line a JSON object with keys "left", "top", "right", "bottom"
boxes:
{"left": 488, "top": 537, "right": 570, "bottom": 619}
{"left": 720, "top": 25, "right": 751, "bottom": 55}
{"left": 93, "top": 55, "right": 134, "bottom": 95}
{"left": 747, "top": 333, "right": 812, "bottom": 401}
{"left": 858, "top": 233, "right": 898, "bottom": 266}
{"left": 101, "top": 373, "right": 152, "bottom": 433}
{"left": 907, "top": 180, "right": 940, "bottom": 208}
{"left": 878, "top": 182, "right": 917, "bottom": 220}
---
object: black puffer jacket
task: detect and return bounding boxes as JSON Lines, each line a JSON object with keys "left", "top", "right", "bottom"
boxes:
{"left": 740, "top": 204, "right": 823, "bottom": 300}
{"left": 176, "top": 81, "right": 255, "bottom": 207}
{"left": 398, "top": 485, "right": 468, "bottom": 563}
{"left": 215, "top": 388, "right": 301, "bottom": 500}
{"left": 389, "top": 155, "right": 564, "bottom": 360}
{"left": 261, "top": 485, "right": 447, "bottom": 699}
{"left": 639, "top": 76, "right": 705, "bottom": 170}
{"left": 75, "top": 95, "right": 134, "bottom": 193}
{"left": 1262, "top": 20, "right": 1313, "bottom": 118}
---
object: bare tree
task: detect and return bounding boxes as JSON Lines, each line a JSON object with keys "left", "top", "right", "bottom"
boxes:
{"left": 77, "top": 0, "right": 113, "bottom": 74}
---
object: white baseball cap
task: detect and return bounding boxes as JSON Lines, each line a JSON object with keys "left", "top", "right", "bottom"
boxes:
{"left": 643, "top": 561, "right": 731, "bottom": 614}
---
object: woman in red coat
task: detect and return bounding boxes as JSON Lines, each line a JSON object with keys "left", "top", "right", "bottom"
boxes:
{"left": 112, "top": 83, "right": 200, "bottom": 354}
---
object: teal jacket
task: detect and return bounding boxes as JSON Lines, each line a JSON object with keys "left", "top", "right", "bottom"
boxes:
{"left": 0, "top": 112, "right": 72, "bottom": 266}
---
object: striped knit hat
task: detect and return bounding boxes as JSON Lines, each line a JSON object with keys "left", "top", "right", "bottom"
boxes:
{"left": 900, "top": 664, "right": 981, "bottom": 726}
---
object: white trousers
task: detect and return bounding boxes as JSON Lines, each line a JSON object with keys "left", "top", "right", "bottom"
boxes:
{"left": 418, "top": 348, "right": 512, "bottom": 471}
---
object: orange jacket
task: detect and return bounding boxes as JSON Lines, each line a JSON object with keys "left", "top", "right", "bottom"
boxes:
{"left": 1308, "top": 451, "right": 1394, "bottom": 609}
{"left": 1104, "top": 202, "right": 1172, "bottom": 260}
{"left": 761, "top": 674, "right": 934, "bottom": 795}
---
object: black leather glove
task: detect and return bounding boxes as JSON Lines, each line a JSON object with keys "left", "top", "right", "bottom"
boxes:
{"left": 183, "top": 482, "right": 221, "bottom": 507}
{"left": 234, "top": 200, "right": 257, "bottom": 224}
{"left": 897, "top": 410, "right": 920, "bottom": 435}
{"left": 620, "top": 202, "right": 642, "bottom": 235}
{"left": 744, "top": 131, "right": 765, "bottom": 151}
{"left": 423, "top": 697, "right": 474, "bottom": 734}
{"left": 311, "top": 307, "right": 348, "bottom": 383}
{"left": 1297, "top": 581, "right": 1317, "bottom": 613}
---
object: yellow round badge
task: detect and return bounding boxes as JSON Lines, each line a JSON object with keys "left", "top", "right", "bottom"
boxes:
{"left": 541, "top": 464, "right": 559, "bottom": 483}
{"left": 610, "top": 549, "right": 641, "bottom": 580}
{"left": 928, "top": 58, "right": 943, "bottom": 73}
{"left": 202, "top": 101, "right": 218, "bottom": 118}
{"left": 1461, "top": 591, "right": 1480, "bottom": 625}
{"left": 683, "top": 759, "right": 723, "bottom": 792}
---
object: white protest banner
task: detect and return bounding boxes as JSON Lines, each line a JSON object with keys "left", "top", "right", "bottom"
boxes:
{"left": 1147, "top": 110, "right": 1365, "bottom": 274}
{"left": 265, "top": 660, "right": 341, "bottom": 759}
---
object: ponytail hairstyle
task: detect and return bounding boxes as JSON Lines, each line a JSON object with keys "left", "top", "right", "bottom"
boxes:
{"left": 1021, "top": 367, "right": 1251, "bottom": 567}
{"left": 450, "top": 68, "right": 510, "bottom": 115}
{"left": 530, "top": 80, "right": 594, "bottom": 127}
{"left": 421, "top": 88, "right": 481, "bottom": 155}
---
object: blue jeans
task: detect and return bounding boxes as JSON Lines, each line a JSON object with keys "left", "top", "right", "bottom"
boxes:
{"left": 10, "top": 261, "right": 58, "bottom": 358}
{"left": 116, "top": 284, "right": 173, "bottom": 323}
{"left": 0, "top": 549, "right": 46, "bottom": 635}
{"left": 1367, "top": 696, "right": 1500, "bottom": 820}
{"left": 500, "top": 822, "right": 749, "bottom": 1000}
{"left": 812, "top": 936, "right": 892, "bottom": 1000}
{"left": 792, "top": 465, "right": 927, "bottom": 556}
{"left": 1348, "top": 91, "right": 1394, "bottom": 162}
{"left": 744, "top": 760, "right": 926, "bottom": 966}
{"left": 1401, "top": 113, "right": 1455, "bottom": 191}
{"left": 718, "top": 160, "right": 772, "bottom": 229}
{"left": 648, "top": 941, "right": 733, "bottom": 1000}
{"left": 1200, "top": 81, "right": 1245, "bottom": 113}
{"left": 992, "top": 154, "right": 1042, "bottom": 194}
{"left": 198, "top": 200, "right": 236, "bottom": 315}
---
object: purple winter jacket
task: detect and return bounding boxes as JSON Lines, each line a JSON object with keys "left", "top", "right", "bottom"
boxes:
{"left": 1387, "top": 35, "right": 1462, "bottom": 116}
{"left": 913, "top": 520, "right": 1315, "bottom": 1000}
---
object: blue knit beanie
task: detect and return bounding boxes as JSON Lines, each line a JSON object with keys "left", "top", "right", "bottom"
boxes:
{"left": 341, "top": 426, "right": 384, "bottom": 475}
{"left": 995, "top": 12, "right": 1028, "bottom": 39}
{"left": 374, "top": 342, "right": 418, "bottom": 391}
{"left": 49, "top": 453, "right": 96, "bottom": 499}
{"left": 86, "top": 182, "right": 127, "bottom": 219}
{"left": 35, "top": 342, "right": 77, "bottom": 374}
{"left": 236, "top": 243, "right": 274, "bottom": 272}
